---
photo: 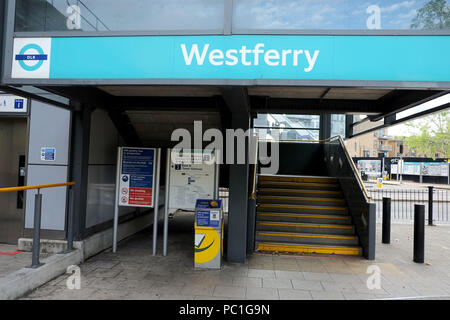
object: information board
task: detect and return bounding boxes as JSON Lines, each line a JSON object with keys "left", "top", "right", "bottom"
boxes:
{"left": 168, "top": 149, "right": 217, "bottom": 213}
{"left": 118, "top": 147, "right": 155, "bottom": 208}
{"left": 391, "top": 161, "right": 449, "bottom": 177}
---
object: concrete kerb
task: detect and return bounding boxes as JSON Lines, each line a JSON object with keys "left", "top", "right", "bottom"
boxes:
{"left": 0, "top": 249, "right": 83, "bottom": 300}
{"left": 0, "top": 213, "right": 154, "bottom": 300}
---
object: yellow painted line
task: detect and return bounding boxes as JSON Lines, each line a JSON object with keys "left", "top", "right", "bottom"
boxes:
{"left": 259, "top": 204, "right": 347, "bottom": 211}
{"left": 257, "top": 232, "right": 356, "bottom": 240}
{"left": 259, "top": 196, "right": 345, "bottom": 203}
{"left": 258, "top": 222, "right": 352, "bottom": 230}
{"left": 259, "top": 189, "right": 342, "bottom": 195}
{"left": 256, "top": 243, "right": 361, "bottom": 256}
{"left": 258, "top": 213, "right": 350, "bottom": 220}
{"left": 259, "top": 181, "right": 339, "bottom": 188}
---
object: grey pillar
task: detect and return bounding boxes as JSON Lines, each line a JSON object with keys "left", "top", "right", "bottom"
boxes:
{"left": 69, "top": 102, "right": 92, "bottom": 240}
{"left": 0, "top": 0, "right": 5, "bottom": 82}
{"left": 221, "top": 87, "right": 251, "bottom": 263}
{"left": 320, "top": 113, "right": 331, "bottom": 140}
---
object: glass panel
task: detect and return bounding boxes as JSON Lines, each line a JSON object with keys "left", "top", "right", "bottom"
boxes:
{"left": 254, "top": 113, "right": 320, "bottom": 141}
{"left": 254, "top": 114, "right": 320, "bottom": 129}
{"left": 15, "top": 0, "right": 225, "bottom": 32}
{"left": 330, "top": 114, "right": 346, "bottom": 138}
{"left": 233, "top": 0, "right": 450, "bottom": 31}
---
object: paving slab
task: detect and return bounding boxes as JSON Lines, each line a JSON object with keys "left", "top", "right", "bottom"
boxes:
{"left": 15, "top": 217, "right": 450, "bottom": 301}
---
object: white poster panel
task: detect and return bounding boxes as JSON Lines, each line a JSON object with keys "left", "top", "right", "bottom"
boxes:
{"left": 168, "top": 149, "right": 217, "bottom": 213}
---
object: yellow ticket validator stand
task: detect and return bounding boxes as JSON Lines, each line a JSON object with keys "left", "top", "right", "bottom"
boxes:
{"left": 194, "top": 199, "right": 223, "bottom": 269}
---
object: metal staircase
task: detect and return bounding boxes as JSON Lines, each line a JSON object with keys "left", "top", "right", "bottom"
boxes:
{"left": 255, "top": 174, "right": 362, "bottom": 256}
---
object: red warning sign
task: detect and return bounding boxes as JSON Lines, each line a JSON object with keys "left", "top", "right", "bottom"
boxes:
{"left": 128, "top": 188, "right": 153, "bottom": 206}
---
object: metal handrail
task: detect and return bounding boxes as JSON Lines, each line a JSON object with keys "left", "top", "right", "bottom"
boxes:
{"left": 333, "top": 135, "right": 371, "bottom": 201}
{"left": 0, "top": 181, "right": 76, "bottom": 268}
{"left": 256, "top": 136, "right": 371, "bottom": 201}
{"left": 0, "top": 182, "right": 75, "bottom": 193}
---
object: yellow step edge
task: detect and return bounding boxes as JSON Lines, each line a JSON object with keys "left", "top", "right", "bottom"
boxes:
{"left": 258, "top": 176, "right": 337, "bottom": 183}
{"left": 259, "top": 204, "right": 347, "bottom": 211}
{"left": 259, "top": 196, "right": 345, "bottom": 203}
{"left": 258, "top": 213, "right": 350, "bottom": 220}
{"left": 256, "top": 243, "right": 361, "bottom": 256}
{"left": 259, "top": 181, "right": 339, "bottom": 188}
{"left": 257, "top": 232, "right": 356, "bottom": 240}
{"left": 258, "top": 222, "right": 352, "bottom": 230}
{"left": 259, "top": 189, "right": 342, "bottom": 195}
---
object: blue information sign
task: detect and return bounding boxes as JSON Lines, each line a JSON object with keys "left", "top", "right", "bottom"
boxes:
{"left": 119, "top": 148, "right": 155, "bottom": 207}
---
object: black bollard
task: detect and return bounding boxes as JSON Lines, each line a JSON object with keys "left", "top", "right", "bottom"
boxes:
{"left": 382, "top": 197, "right": 391, "bottom": 244}
{"left": 413, "top": 204, "right": 425, "bottom": 263}
{"left": 428, "top": 186, "right": 434, "bottom": 226}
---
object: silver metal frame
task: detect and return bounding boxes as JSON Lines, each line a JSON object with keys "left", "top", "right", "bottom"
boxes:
{"left": 152, "top": 148, "right": 161, "bottom": 256}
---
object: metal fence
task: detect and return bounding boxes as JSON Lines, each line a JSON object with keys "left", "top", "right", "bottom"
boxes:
{"left": 368, "top": 187, "right": 450, "bottom": 223}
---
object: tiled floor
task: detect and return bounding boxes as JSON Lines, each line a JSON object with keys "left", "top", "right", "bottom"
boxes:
{"left": 19, "top": 213, "right": 450, "bottom": 300}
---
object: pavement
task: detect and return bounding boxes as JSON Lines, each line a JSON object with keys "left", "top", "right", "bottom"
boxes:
{"left": 16, "top": 212, "right": 450, "bottom": 300}
{"left": 0, "top": 244, "right": 50, "bottom": 278}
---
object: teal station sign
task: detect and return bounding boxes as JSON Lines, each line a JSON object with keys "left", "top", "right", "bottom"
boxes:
{"left": 11, "top": 35, "right": 450, "bottom": 83}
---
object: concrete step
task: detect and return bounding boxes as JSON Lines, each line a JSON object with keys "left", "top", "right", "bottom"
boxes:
{"left": 255, "top": 231, "right": 359, "bottom": 246}
{"left": 257, "top": 195, "right": 346, "bottom": 207}
{"left": 258, "top": 175, "right": 338, "bottom": 184}
{"left": 258, "top": 180, "right": 340, "bottom": 191}
{"left": 256, "top": 221, "right": 355, "bottom": 235}
{"left": 257, "top": 203, "right": 348, "bottom": 215}
{"left": 257, "top": 188, "right": 343, "bottom": 198}
{"left": 255, "top": 241, "right": 362, "bottom": 256}
{"left": 256, "top": 211, "right": 352, "bottom": 224}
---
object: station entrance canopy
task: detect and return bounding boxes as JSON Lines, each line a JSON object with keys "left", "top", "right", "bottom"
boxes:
{"left": 3, "top": 34, "right": 450, "bottom": 140}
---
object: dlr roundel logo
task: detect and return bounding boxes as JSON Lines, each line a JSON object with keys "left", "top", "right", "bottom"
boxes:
{"left": 15, "top": 43, "right": 48, "bottom": 72}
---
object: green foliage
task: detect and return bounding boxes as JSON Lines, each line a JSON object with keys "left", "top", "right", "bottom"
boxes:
{"left": 400, "top": 111, "right": 450, "bottom": 159}
{"left": 411, "top": 0, "right": 450, "bottom": 29}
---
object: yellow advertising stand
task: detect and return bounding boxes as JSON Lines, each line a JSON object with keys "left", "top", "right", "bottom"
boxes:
{"left": 377, "top": 177, "right": 383, "bottom": 188}
{"left": 194, "top": 199, "right": 223, "bottom": 269}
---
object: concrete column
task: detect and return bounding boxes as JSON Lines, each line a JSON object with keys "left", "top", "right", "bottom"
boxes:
{"left": 227, "top": 112, "right": 250, "bottom": 263}
{"left": 221, "top": 87, "right": 251, "bottom": 263}
{"left": 69, "top": 101, "right": 92, "bottom": 240}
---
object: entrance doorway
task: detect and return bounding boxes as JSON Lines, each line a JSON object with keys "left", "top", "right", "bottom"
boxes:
{"left": 0, "top": 117, "right": 27, "bottom": 244}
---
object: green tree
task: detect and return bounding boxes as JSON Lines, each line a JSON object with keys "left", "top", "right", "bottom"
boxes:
{"left": 411, "top": 0, "right": 450, "bottom": 29}
{"left": 400, "top": 110, "right": 450, "bottom": 159}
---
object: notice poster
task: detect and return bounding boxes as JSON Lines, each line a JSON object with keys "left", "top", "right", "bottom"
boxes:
{"left": 118, "top": 147, "right": 155, "bottom": 208}
{"left": 168, "top": 149, "right": 217, "bottom": 212}
{"left": 422, "top": 162, "right": 449, "bottom": 177}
